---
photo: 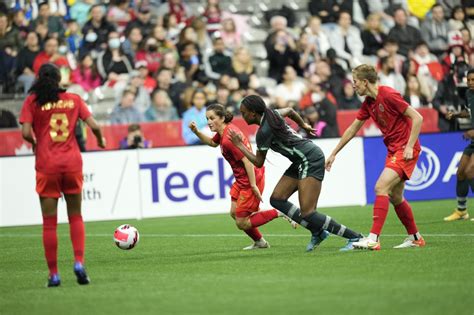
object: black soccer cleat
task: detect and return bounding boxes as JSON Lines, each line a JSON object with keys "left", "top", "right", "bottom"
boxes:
{"left": 74, "top": 262, "right": 90, "bottom": 285}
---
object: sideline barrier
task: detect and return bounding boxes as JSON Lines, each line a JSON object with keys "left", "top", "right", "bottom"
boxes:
{"left": 0, "top": 138, "right": 366, "bottom": 227}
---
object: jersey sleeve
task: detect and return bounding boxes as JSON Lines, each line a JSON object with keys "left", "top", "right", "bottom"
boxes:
{"left": 19, "top": 95, "right": 35, "bottom": 124}
{"left": 256, "top": 125, "right": 273, "bottom": 151}
{"left": 386, "top": 89, "right": 409, "bottom": 114}
{"left": 77, "top": 95, "right": 92, "bottom": 121}
{"left": 356, "top": 100, "right": 370, "bottom": 121}
{"left": 212, "top": 132, "right": 221, "bottom": 144}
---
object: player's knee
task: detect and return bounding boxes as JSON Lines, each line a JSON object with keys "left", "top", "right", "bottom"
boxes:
{"left": 457, "top": 168, "right": 466, "bottom": 180}
{"left": 374, "top": 183, "right": 388, "bottom": 195}
{"left": 235, "top": 219, "right": 250, "bottom": 230}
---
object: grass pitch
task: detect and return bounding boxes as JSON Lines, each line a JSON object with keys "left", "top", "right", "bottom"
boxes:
{"left": 1, "top": 199, "right": 473, "bottom": 315}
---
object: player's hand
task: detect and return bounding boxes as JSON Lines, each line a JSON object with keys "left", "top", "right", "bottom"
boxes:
{"left": 403, "top": 146, "right": 413, "bottom": 160}
{"left": 98, "top": 137, "right": 106, "bottom": 149}
{"left": 325, "top": 154, "right": 335, "bottom": 171}
{"left": 301, "top": 122, "right": 316, "bottom": 137}
{"left": 189, "top": 121, "right": 198, "bottom": 133}
{"left": 228, "top": 129, "right": 243, "bottom": 146}
{"left": 463, "top": 130, "right": 474, "bottom": 140}
{"left": 445, "top": 111, "right": 456, "bottom": 120}
{"left": 251, "top": 185, "right": 263, "bottom": 202}
{"left": 31, "top": 139, "right": 37, "bottom": 153}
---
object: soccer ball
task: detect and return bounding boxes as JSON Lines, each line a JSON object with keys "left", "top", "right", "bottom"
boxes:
{"left": 114, "top": 224, "right": 140, "bottom": 250}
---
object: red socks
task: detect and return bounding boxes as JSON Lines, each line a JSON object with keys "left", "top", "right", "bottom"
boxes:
{"left": 42, "top": 215, "right": 58, "bottom": 276}
{"left": 370, "top": 195, "right": 390, "bottom": 236}
{"left": 394, "top": 200, "right": 418, "bottom": 235}
{"left": 244, "top": 228, "right": 262, "bottom": 241}
{"left": 249, "top": 209, "right": 279, "bottom": 227}
{"left": 68, "top": 214, "right": 85, "bottom": 264}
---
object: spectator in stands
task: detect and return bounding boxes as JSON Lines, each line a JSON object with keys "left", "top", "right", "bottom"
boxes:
{"left": 191, "top": 16, "right": 213, "bottom": 54}
{"left": 179, "top": 41, "right": 202, "bottom": 82}
{"left": 120, "top": 70, "right": 151, "bottom": 114}
{"left": 379, "top": 55, "right": 406, "bottom": 94}
{"left": 163, "top": 12, "right": 182, "bottom": 44}
{"left": 11, "top": 9, "right": 29, "bottom": 40}
{"left": 119, "top": 124, "right": 151, "bottom": 149}
{"left": 96, "top": 31, "right": 133, "bottom": 89}
{"left": 314, "top": 84, "right": 339, "bottom": 137}
{"left": 0, "top": 108, "right": 18, "bottom": 129}
{"left": 155, "top": 67, "right": 188, "bottom": 117}
{"left": 181, "top": 88, "right": 209, "bottom": 145}
{"left": 144, "top": 88, "right": 179, "bottom": 122}
{"left": 29, "top": 2, "right": 64, "bottom": 39}
{"left": 307, "top": 0, "right": 340, "bottom": 24}
{"left": 361, "top": 13, "right": 387, "bottom": 62}
{"left": 304, "top": 16, "right": 330, "bottom": 58}
{"left": 64, "top": 19, "right": 81, "bottom": 55}
{"left": 151, "top": 24, "right": 176, "bottom": 56}
{"left": 124, "top": 6, "right": 154, "bottom": 40}
{"left": 69, "top": 53, "right": 101, "bottom": 103}
{"left": 403, "top": 74, "right": 430, "bottom": 108}
{"left": 16, "top": 31, "right": 40, "bottom": 95}
{"left": 135, "top": 60, "right": 156, "bottom": 93}
{"left": 299, "top": 105, "right": 329, "bottom": 138}
{"left": 69, "top": 0, "right": 95, "bottom": 27}
{"left": 231, "top": 46, "right": 255, "bottom": 90}
{"left": 461, "top": 28, "right": 473, "bottom": 55}
{"left": 329, "top": 10, "right": 364, "bottom": 69}
{"left": 204, "top": 35, "right": 233, "bottom": 81}
{"left": 110, "top": 89, "right": 144, "bottom": 125}
{"left": 387, "top": 7, "right": 423, "bottom": 57}
{"left": 34, "top": 19, "right": 50, "bottom": 44}
{"left": 420, "top": 4, "right": 450, "bottom": 57}
{"left": 154, "top": 0, "right": 192, "bottom": 25}
{"left": 441, "top": 31, "right": 468, "bottom": 76}
{"left": 176, "top": 26, "right": 200, "bottom": 56}
{"left": 412, "top": 41, "right": 441, "bottom": 99}
{"left": 122, "top": 26, "right": 143, "bottom": 60}
{"left": 80, "top": 4, "right": 116, "bottom": 58}
{"left": 337, "top": 79, "right": 362, "bottom": 110}
{"left": 135, "top": 36, "right": 162, "bottom": 76}
{"left": 448, "top": 5, "right": 474, "bottom": 35}
{"left": 382, "top": 38, "right": 406, "bottom": 74}
{"left": 313, "top": 59, "right": 344, "bottom": 104}
{"left": 297, "top": 32, "right": 319, "bottom": 76}
{"left": 273, "top": 66, "right": 306, "bottom": 109}
{"left": 32, "top": 36, "right": 69, "bottom": 74}
{"left": 265, "top": 28, "right": 299, "bottom": 83}
{"left": 106, "top": 0, "right": 133, "bottom": 35}
{"left": 216, "top": 84, "right": 238, "bottom": 115}
{"left": 0, "top": 12, "right": 22, "bottom": 53}
{"left": 202, "top": 0, "right": 222, "bottom": 35}
{"left": 219, "top": 17, "right": 241, "bottom": 52}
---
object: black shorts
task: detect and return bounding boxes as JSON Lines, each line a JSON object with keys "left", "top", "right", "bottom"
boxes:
{"left": 283, "top": 144, "right": 325, "bottom": 181}
{"left": 463, "top": 142, "right": 474, "bottom": 156}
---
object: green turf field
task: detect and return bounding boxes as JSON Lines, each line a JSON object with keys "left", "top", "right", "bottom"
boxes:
{"left": 1, "top": 199, "right": 473, "bottom": 315}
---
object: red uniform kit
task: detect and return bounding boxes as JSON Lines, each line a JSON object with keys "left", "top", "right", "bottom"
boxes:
{"left": 357, "top": 86, "right": 421, "bottom": 180}
{"left": 212, "top": 124, "right": 265, "bottom": 217}
{"left": 20, "top": 92, "right": 92, "bottom": 197}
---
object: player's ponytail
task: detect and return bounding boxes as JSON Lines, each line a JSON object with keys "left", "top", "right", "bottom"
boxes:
{"left": 207, "top": 103, "right": 233, "bottom": 123}
{"left": 29, "top": 63, "right": 66, "bottom": 106}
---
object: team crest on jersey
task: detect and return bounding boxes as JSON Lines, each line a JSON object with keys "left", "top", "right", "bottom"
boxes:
{"left": 378, "top": 104, "right": 385, "bottom": 112}
{"left": 391, "top": 156, "right": 397, "bottom": 163}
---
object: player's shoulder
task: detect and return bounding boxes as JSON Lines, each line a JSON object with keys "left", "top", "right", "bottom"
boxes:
{"left": 60, "top": 91, "right": 82, "bottom": 101}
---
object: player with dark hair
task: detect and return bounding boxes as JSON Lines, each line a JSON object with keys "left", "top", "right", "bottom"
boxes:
{"left": 326, "top": 64, "right": 425, "bottom": 250}
{"left": 229, "top": 95, "right": 363, "bottom": 252}
{"left": 190, "top": 103, "right": 296, "bottom": 250}
{"left": 20, "top": 63, "right": 106, "bottom": 287}
{"left": 444, "top": 68, "right": 474, "bottom": 221}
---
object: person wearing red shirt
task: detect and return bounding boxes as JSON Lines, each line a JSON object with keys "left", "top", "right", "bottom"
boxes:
{"left": 32, "top": 37, "right": 69, "bottom": 74}
{"left": 326, "top": 64, "right": 425, "bottom": 250}
{"left": 189, "top": 103, "right": 295, "bottom": 250}
{"left": 20, "top": 63, "right": 106, "bottom": 287}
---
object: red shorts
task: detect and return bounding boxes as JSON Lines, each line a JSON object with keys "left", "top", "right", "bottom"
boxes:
{"left": 230, "top": 176, "right": 265, "bottom": 218}
{"left": 385, "top": 149, "right": 420, "bottom": 180}
{"left": 36, "top": 171, "right": 83, "bottom": 198}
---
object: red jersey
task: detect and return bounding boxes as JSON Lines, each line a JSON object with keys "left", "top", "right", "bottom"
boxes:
{"left": 19, "top": 92, "right": 92, "bottom": 174}
{"left": 357, "top": 86, "right": 421, "bottom": 154}
{"left": 212, "top": 124, "right": 264, "bottom": 189}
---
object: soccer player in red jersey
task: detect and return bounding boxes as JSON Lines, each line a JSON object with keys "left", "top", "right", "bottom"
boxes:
{"left": 190, "top": 103, "right": 295, "bottom": 250}
{"left": 326, "top": 64, "right": 426, "bottom": 250}
{"left": 19, "top": 63, "right": 106, "bottom": 287}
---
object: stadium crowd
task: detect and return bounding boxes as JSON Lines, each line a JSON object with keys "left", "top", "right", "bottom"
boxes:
{"left": 0, "top": 0, "right": 473, "bottom": 143}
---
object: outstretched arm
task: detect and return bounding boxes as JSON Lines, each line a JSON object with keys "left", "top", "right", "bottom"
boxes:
{"left": 228, "top": 129, "right": 267, "bottom": 167}
{"left": 189, "top": 121, "right": 218, "bottom": 147}
{"left": 325, "top": 119, "right": 365, "bottom": 171}
{"left": 277, "top": 107, "right": 316, "bottom": 136}
{"left": 403, "top": 107, "right": 423, "bottom": 160}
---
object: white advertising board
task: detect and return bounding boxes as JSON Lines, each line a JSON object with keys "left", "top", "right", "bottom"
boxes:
{"left": 0, "top": 138, "right": 366, "bottom": 227}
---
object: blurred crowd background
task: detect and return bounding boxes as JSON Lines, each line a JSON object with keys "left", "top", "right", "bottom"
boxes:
{"left": 0, "top": 0, "right": 473, "bottom": 147}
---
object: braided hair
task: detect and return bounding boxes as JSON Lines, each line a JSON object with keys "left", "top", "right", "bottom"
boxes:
{"left": 28, "top": 63, "right": 66, "bottom": 106}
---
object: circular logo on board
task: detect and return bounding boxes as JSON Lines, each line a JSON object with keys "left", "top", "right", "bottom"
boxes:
{"left": 406, "top": 146, "right": 440, "bottom": 191}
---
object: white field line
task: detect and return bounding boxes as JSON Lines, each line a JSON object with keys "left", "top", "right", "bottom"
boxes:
{"left": 0, "top": 233, "right": 474, "bottom": 238}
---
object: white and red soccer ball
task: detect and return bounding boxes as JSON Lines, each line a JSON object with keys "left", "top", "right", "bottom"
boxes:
{"left": 114, "top": 224, "right": 140, "bottom": 250}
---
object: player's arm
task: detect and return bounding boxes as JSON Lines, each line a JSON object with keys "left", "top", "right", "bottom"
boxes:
{"left": 325, "top": 119, "right": 365, "bottom": 171}
{"left": 21, "top": 122, "right": 36, "bottom": 151}
{"left": 403, "top": 107, "right": 423, "bottom": 160}
{"left": 84, "top": 116, "right": 106, "bottom": 148}
{"left": 277, "top": 107, "right": 316, "bottom": 136}
{"left": 447, "top": 109, "right": 470, "bottom": 120}
{"left": 228, "top": 129, "right": 267, "bottom": 167}
{"left": 242, "top": 157, "right": 262, "bottom": 201}
{"left": 189, "top": 121, "right": 218, "bottom": 147}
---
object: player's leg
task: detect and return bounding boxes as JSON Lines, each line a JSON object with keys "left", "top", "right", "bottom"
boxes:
{"left": 445, "top": 154, "right": 471, "bottom": 221}
{"left": 229, "top": 187, "right": 264, "bottom": 246}
{"left": 63, "top": 172, "right": 89, "bottom": 285}
{"left": 353, "top": 167, "right": 401, "bottom": 250}
{"left": 39, "top": 196, "right": 60, "bottom": 287}
{"left": 389, "top": 181, "right": 425, "bottom": 248}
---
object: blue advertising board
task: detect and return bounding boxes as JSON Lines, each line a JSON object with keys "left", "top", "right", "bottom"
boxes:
{"left": 363, "top": 132, "right": 469, "bottom": 203}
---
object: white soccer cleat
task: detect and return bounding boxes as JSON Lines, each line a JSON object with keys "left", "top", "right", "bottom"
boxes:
{"left": 393, "top": 237, "right": 426, "bottom": 249}
{"left": 243, "top": 238, "right": 270, "bottom": 250}
{"left": 352, "top": 237, "right": 381, "bottom": 250}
